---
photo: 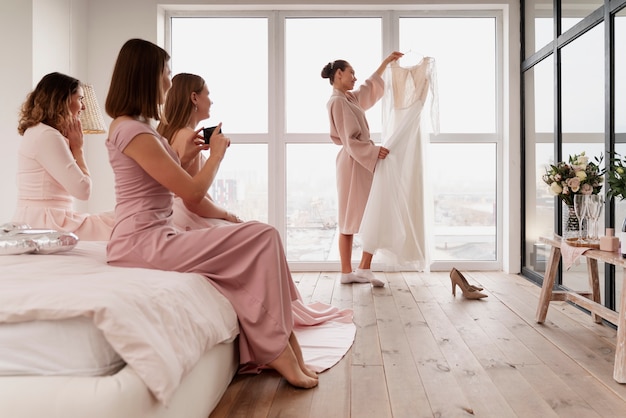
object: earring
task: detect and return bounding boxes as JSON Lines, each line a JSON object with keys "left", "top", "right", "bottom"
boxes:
{"left": 194, "top": 105, "right": 198, "bottom": 112}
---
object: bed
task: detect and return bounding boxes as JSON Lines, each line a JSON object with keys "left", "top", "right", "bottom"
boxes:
{"left": 0, "top": 240, "right": 240, "bottom": 418}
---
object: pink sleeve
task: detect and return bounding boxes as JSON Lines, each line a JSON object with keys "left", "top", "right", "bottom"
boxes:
{"left": 328, "top": 99, "right": 379, "bottom": 173}
{"left": 109, "top": 119, "right": 157, "bottom": 151}
{"left": 33, "top": 127, "right": 91, "bottom": 200}
{"left": 352, "top": 73, "right": 384, "bottom": 110}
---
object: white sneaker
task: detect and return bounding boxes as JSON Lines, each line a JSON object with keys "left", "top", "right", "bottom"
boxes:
{"left": 355, "top": 268, "right": 385, "bottom": 287}
{"left": 340, "top": 272, "right": 370, "bottom": 284}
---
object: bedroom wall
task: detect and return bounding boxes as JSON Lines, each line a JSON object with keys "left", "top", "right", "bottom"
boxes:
{"left": 0, "top": 0, "right": 520, "bottom": 272}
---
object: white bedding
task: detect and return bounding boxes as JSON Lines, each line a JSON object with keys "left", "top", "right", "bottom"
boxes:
{"left": 0, "top": 241, "right": 239, "bottom": 405}
{"left": 0, "top": 317, "right": 124, "bottom": 376}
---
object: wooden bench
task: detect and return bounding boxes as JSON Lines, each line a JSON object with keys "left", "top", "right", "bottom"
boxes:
{"left": 536, "top": 235, "right": 626, "bottom": 383}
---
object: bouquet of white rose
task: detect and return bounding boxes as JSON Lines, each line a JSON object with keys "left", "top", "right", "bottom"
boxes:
{"left": 542, "top": 152, "right": 604, "bottom": 206}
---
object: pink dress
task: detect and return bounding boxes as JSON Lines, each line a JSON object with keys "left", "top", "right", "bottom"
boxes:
{"left": 106, "top": 119, "right": 353, "bottom": 372}
{"left": 170, "top": 193, "right": 356, "bottom": 372}
{"left": 13, "top": 123, "right": 115, "bottom": 240}
{"left": 170, "top": 153, "right": 233, "bottom": 231}
{"left": 171, "top": 196, "right": 233, "bottom": 231}
{"left": 327, "top": 74, "right": 385, "bottom": 234}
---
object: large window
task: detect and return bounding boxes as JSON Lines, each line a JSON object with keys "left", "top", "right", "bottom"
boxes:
{"left": 166, "top": 8, "right": 503, "bottom": 271}
{"left": 170, "top": 17, "right": 269, "bottom": 223}
{"left": 522, "top": 0, "right": 626, "bottom": 312}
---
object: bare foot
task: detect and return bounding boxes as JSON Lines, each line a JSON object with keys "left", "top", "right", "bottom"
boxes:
{"left": 302, "top": 365, "right": 318, "bottom": 379}
{"left": 268, "top": 343, "right": 318, "bottom": 389}
{"left": 289, "top": 333, "right": 318, "bottom": 379}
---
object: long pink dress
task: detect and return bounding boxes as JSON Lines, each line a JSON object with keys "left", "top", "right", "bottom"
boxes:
{"left": 327, "top": 74, "right": 385, "bottom": 234}
{"left": 169, "top": 153, "right": 233, "bottom": 231}
{"left": 170, "top": 190, "right": 356, "bottom": 372}
{"left": 13, "top": 123, "right": 115, "bottom": 240}
{"left": 171, "top": 196, "right": 233, "bottom": 231}
{"left": 106, "top": 119, "right": 354, "bottom": 373}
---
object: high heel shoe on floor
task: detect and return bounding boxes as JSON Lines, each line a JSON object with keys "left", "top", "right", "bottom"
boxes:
{"left": 450, "top": 268, "right": 487, "bottom": 299}
{"left": 450, "top": 267, "right": 483, "bottom": 291}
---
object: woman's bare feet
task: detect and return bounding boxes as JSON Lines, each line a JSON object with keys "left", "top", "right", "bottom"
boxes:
{"left": 268, "top": 342, "right": 318, "bottom": 389}
{"left": 289, "top": 333, "right": 318, "bottom": 379}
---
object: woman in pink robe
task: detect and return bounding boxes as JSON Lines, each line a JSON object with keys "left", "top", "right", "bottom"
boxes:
{"left": 322, "top": 52, "right": 403, "bottom": 287}
{"left": 105, "top": 38, "right": 318, "bottom": 389}
{"left": 13, "top": 72, "right": 114, "bottom": 240}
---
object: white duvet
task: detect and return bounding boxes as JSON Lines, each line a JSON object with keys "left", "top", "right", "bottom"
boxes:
{"left": 0, "top": 241, "right": 239, "bottom": 405}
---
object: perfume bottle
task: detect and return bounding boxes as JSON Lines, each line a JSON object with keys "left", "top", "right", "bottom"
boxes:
{"left": 605, "top": 227, "right": 623, "bottom": 254}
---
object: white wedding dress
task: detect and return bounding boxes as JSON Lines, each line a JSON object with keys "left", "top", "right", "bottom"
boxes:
{"left": 358, "top": 57, "right": 439, "bottom": 270}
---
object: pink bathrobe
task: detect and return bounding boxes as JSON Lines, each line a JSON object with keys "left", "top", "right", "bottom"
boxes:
{"left": 327, "top": 74, "right": 385, "bottom": 234}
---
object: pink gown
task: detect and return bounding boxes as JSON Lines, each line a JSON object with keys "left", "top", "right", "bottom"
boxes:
{"left": 327, "top": 74, "right": 385, "bottom": 234}
{"left": 106, "top": 119, "right": 354, "bottom": 373}
{"left": 13, "top": 123, "right": 115, "bottom": 240}
{"left": 171, "top": 196, "right": 233, "bottom": 231}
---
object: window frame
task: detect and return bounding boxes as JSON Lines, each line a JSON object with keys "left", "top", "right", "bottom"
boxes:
{"left": 163, "top": 6, "right": 505, "bottom": 272}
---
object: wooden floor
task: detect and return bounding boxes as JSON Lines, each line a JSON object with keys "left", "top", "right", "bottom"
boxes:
{"left": 210, "top": 271, "right": 626, "bottom": 417}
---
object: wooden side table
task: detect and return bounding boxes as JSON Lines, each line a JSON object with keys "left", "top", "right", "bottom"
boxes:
{"left": 536, "top": 235, "right": 626, "bottom": 383}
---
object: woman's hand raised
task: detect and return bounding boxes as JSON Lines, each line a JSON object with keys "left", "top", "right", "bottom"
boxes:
{"left": 207, "top": 123, "right": 230, "bottom": 161}
{"left": 178, "top": 128, "right": 209, "bottom": 169}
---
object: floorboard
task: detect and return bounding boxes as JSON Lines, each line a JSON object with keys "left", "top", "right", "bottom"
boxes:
{"left": 210, "top": 271, "right": 626, "bottom": 417}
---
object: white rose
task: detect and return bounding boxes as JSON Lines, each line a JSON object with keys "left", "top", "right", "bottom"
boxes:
{"left": 550, "top": 182, "right": 563, "bottom": 195}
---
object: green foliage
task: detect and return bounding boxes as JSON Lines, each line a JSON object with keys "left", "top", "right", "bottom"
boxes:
{"left": 606, "top": 152, "right": 626, "bottom": 201}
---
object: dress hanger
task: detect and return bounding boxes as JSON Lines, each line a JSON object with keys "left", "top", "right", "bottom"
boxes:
{"left": 399, "top": 49, "right": 425, "bottom": 67}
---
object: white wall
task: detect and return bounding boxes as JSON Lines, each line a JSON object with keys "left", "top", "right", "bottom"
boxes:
{"left": 0, "top": 0, "right": 521, "bottom": 272}
{"left": 0, "top": 0, "right": 33, "bottom": 223}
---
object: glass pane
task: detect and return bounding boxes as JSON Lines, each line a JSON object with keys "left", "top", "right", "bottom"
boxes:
{"left": 205, "top": 144, "right": 268, "bottom": 223}
{"left": 617, "top": 10, "right": 626, "bottom": 136}
{"left": 399, "top": 18, "right": 496, "bottom": 133}
{"left": 170, "top": 17, "right": 268, "bottom": 133}
{"left": 561, "top": 23, "right": 604, "bottom": 135}
{"left": 431, "top": 143, "right": 496, "bottom": 261}
{"left": 561, "top": 1, "right": 603, "bottom": 33}
{"left": 614, "top": 8, "right": 626, "bottom": 314}
{"left": 614, "top": 146, "right": 626, "bottom": 315}
{"left": 524, "top": 56, "right": 554, "bottom": 276}
{"left": 285, "top": 144, "right": 342, "bottom": 262}
{"left": 560, "top": 22, "right": 605, "bottom": 292}
{"left": 525, "top": 0, "right": 554, "bottom": 58}
{"left": 285, "top": 18, "right": 382, "bottom": 134}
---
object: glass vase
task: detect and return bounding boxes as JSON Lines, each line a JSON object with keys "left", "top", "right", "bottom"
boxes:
{"left": 562, "top": 201, "right": 581, "bottom": 240}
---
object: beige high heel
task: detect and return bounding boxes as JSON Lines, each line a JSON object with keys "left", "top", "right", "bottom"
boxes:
{"left": 450, "top": 268, "right": 487, "bottom": 299}
{"left": 450, "top": 267, "right": 483, "bottom": 291}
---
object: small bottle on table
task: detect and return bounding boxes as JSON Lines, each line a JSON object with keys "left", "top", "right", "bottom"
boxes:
{"left": 600, "top": 228, "right": 620, "bottom": 252}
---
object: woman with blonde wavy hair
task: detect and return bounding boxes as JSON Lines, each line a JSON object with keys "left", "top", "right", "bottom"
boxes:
{"left": 13, "top": 72, "right": 114, "bottom": 240}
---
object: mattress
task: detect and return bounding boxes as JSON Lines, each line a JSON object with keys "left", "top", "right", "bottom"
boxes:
{"left": 0, "top": 241, "right": 240, "bottom": 405}
{"left": 0, "top": 317, "right": 124, "bottom": 376}
{"left": 0, "top": 340, "right": 238, "bottom": 418}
